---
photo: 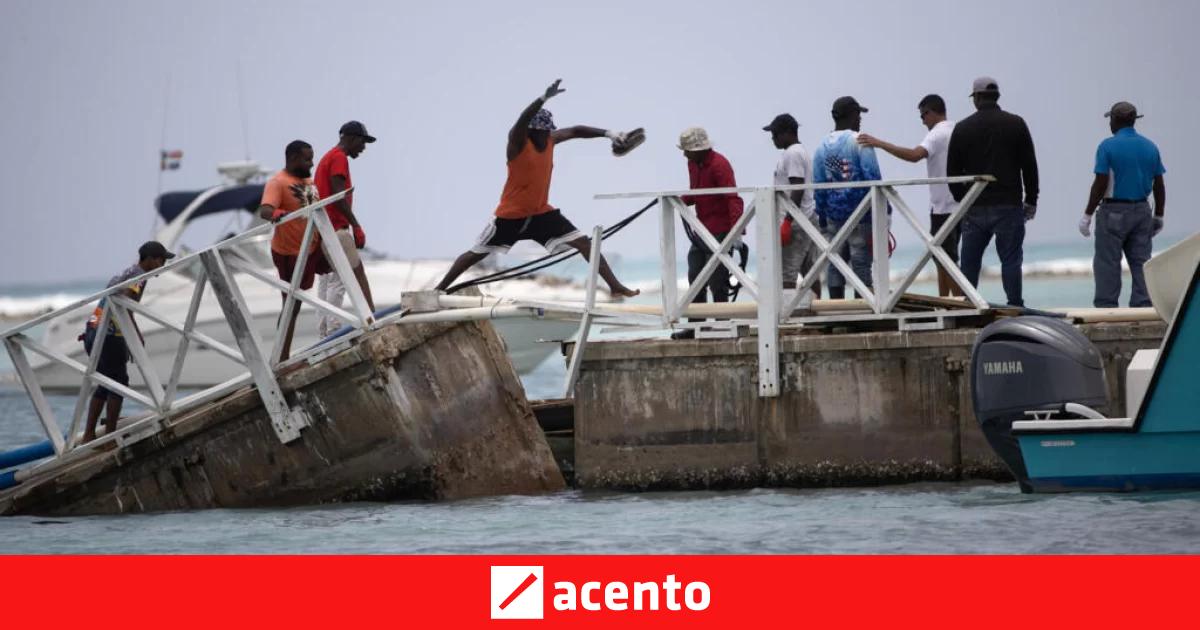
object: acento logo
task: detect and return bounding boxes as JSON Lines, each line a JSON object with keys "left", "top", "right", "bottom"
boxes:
{"left": 490, "top": 565, "right": 544, "bottom": 620}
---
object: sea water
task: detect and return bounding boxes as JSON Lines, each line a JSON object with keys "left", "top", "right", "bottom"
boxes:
{"left": 3, "top": 243, "right": 1199, "bottom": 554}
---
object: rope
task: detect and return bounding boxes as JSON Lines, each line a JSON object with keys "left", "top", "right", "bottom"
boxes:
{"left": 445, "top": 199, "right": 659, "bottom": 293}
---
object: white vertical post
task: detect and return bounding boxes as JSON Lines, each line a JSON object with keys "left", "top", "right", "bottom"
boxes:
{"left": 564, "top": 225, "right": 604, "bottom": 398}
{"left": 109, "top": 299, "right": 166, "bottom": 412}
{"left": 200, "top": 250, "right": 309, "bottom": 443}
{"left": 311, "top": 207, "right": 373, "bottom": 327}
{"left": 871, "top": 185, "right": 890, "bottom": 314}
{"left": 272, "top": 215, "right": 317, "bottom": 365}
{"left": 4, "top": 336, "right": 66, "bottom": 455}
{"left": 65, "top": 306, "right": 111, "bottom": 450}
{"left": 659, "top": 196, "right": 679, "bottom": 325}
{"left": 164, "top": 277, "right": 207, "bottom": 404}
{"left": 754, "top": 188, "right": 781, "bottom": 398}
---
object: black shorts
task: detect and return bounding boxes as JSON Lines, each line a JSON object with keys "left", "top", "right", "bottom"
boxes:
{"left": 88, "top": 335, "right": 130, "bottom": 401}
{"left": 470, "top": 209, "right": 584, "bottom": 255}
{"left": 930, "top": 212, "right": 960, "bottom": 263}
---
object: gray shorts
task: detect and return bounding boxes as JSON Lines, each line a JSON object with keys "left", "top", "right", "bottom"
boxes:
{"left": 781, "top": 220, "right": 816, "bottom": 282}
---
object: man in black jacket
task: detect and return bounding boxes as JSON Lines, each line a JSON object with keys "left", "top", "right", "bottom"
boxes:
{"left": 947, "top": 76, "right": 1039, "bottom": 307}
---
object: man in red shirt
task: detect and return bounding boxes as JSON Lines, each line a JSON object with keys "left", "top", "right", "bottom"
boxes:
{"left": 314, "top": 120, "right": 377, "bottom": 338}
{"left": 675, "top": 127, "right": 744, "bottom": 339}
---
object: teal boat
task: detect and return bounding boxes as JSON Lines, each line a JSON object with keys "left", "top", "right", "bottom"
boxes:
{"left": 973, "top": 234, "right": 1200, "bottom": 493}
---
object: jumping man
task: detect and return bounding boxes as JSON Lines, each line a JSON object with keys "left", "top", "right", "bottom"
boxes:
{"left": 434, "top": 79, "right": 641, "bottom": 297}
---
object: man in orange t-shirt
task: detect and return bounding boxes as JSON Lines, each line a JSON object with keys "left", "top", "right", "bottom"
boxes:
{"left": 434, "top": 79, "right": 641, "bottom": 298}
{"left": 257, "top": 139, "right": 321, "bottom": 361}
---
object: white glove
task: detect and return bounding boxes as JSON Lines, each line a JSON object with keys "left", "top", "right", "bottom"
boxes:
{"left": 1023, "top": 203, "right": 1037, "bottom": 222}
{"left": 1078, "top": 214, "right": 1092, "bottom": 238}
{"left": 1153, "top": 216, "right": 1164, "bottom": 236}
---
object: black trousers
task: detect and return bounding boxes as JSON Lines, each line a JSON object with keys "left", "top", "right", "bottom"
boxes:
{"left": 686, "top": 232, "right": 731, "bottom": 304}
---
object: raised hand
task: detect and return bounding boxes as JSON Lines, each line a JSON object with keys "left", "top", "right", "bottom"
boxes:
{"left": 543, "top": 79, "right": 565, "bottom": 101}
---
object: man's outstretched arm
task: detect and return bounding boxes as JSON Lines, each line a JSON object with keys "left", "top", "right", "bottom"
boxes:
{"left": 551, "top": 125, "right": 609, "bottom": 143}
{"left": 507, "top": 79, "right": 565, "bottom": 161}
{"left": 858, "top": 133, "right": 928, "bottom": 163}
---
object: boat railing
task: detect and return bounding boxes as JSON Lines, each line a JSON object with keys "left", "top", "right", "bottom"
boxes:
{"left": 591, "top": 175, "right": 994, "bottom": 397}
{"left": 0, "top": 188, "right": 374, "bottom": 470}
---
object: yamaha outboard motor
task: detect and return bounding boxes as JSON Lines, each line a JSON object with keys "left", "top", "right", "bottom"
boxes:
{"left": 970, "top": 316, "right": 1108, "bottom": 490}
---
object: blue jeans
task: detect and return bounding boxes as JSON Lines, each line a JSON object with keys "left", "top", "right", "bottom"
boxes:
{"left": 959, "top": 205, "right": 1025, "bottom": 307}
{"left": 821, "top": 217, "right": 872, "bottom": 298}
{"left": 1093, "top": 201, "right": 1153, "bottom": 308}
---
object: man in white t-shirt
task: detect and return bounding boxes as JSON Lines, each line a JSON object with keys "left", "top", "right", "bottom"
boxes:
{"left": 763, "top": 113, "right": 821, "bottom": 300}
{"left": 858, "top": 94, "right": 962, "bottom": 296}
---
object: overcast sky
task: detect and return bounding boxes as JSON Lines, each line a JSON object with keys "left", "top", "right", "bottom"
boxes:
{"left": 1, "top": 0, "right": 1196, "bottom": 285}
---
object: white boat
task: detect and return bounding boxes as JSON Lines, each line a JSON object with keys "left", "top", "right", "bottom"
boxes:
{"left": 29, "top": 162, "right": 595, "bottom": 390}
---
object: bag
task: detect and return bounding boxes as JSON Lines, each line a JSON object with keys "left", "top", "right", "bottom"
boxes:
{"left": 81, "top": 323, "right": 97, "bottom": 355}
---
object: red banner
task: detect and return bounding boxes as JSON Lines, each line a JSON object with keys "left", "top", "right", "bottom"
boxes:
{"left": 1, "top": 556, "right": 1192, "bottom": 628}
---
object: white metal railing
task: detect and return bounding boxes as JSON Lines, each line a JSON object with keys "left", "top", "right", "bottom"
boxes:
{"left": 595, "top": 175, "right": 994, "bottom": 397}
{"left": 1, "top": 187, "right": 373, "bottom": 466}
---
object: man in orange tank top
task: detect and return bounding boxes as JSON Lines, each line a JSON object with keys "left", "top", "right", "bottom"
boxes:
{"left": 434, "top": 79, "right": 640, "bottom": 298}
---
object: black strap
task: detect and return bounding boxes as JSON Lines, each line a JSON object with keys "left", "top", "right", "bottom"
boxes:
{"left": 446, "top": 199, "right": 659, "bottom": 294}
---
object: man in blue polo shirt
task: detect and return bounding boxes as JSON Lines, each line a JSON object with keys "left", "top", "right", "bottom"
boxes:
{"left": 1078, "top": 101, "right": 1166, "bottom": 308}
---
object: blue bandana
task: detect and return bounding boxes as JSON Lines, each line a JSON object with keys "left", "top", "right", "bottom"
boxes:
{"left": 529, "top": 109, "right": 556, "bottom": 131}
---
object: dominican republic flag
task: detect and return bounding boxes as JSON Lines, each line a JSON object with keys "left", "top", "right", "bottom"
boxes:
{"left": 160, "top": 150, "right": 183, "bottom": 171}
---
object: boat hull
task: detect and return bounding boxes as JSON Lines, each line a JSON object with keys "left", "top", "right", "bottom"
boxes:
{"left": 1018, "top": 431, "right": 1200, "bottom": 492}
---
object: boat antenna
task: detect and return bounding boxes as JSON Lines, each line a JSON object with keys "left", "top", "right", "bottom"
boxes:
{"left": 149, "top": 75, "right": 172, "bottom": 238}
{"left": 236, "top": 58, "right": 251, "bottom": 161}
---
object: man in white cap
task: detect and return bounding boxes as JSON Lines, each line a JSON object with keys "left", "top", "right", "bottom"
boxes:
{"left": 435, "top": 79, "right": 641, "bottom": 297}
{"left": 946, "top": 76, "right": 1039, "bottom": 307}
{"left": 674, "top": 126, "right": 745, "bottom": 339}
{"left": 1078, "top": 101, "right": 1166, "bottom": 308}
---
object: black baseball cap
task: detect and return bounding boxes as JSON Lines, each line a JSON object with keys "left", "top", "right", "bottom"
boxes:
{"left": 762, "top": 113, "right": 800, "bottom": 132}
{"left": 339, "top": 120, "right": 377, "bottom": 143}
{"left": 139, "top": 240, "right": 176, "bottom": 261}
{"left": 831, "top": 96, "right": 868, "bottom": 117}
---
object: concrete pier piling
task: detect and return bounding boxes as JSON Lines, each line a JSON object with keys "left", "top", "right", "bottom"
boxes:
{"left": 1, "top": 319, "right": 564, "bottom": 515}
{"left": 571, "top": 320, "right": 1166, "bottom": 490}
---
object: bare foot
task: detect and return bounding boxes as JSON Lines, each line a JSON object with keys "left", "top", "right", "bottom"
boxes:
{"left": 608, "top": 285, "right": 640, "bottom": 299}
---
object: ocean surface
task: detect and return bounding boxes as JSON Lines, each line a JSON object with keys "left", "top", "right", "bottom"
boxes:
{"left": 3, "top": 240, "right": 1199, "bottom": 554}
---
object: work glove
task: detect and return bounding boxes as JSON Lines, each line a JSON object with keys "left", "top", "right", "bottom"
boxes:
{"left": 609, "top": 127, "right": 646, "bottom": 157}
{"left": 1023, "top": 203, "right": 1037, "bottom": 222}
{"left": 353, "top": 225, "right": 366, "bottom": 249}
{"left": 780, "top": 217, "right": 793, "bottom": 247}
{"left": 271, "top": 208, "right": 288, "bottom": 223}
{"left": 1153, "top": 216, "right": 1164, "bottom": 236}
{"left": 1078, "top": 214, "right": 1092, "bottom": 238}
{"left": 542, "top": 79, "right": 565, "bottom": 101}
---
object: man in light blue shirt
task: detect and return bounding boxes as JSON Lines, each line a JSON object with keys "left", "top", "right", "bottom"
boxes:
{"left": 812, "top": 96, "right": 883, "bottom": 299}
{"left": 1078, "top": 101, "right": 1166, "bottom": 308}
